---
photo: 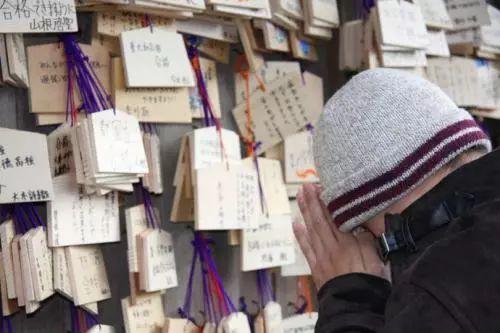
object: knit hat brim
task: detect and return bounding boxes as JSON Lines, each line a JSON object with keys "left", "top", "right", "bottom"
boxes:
{"left": 326, "top": 119, "right": 491, "bottom": 232}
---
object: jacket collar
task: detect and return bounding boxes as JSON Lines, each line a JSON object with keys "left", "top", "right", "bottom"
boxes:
{"left": 380, "top": 149, "right": 500, "bottom": 261}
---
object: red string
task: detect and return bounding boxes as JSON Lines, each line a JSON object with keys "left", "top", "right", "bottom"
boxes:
{"left": 208, "top": 267, "right": 229, "bottom": 316}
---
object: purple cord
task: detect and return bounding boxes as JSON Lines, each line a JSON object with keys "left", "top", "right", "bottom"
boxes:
{"left": 197, "top": 234, "right": 237, "bottom": 313}
{"left": 13, "top": 207, "right": 28, "bottom": 234}
{"left": 136, "top": 181, "right": 156, "bottom": 229}
{"left": 21, "top": 204, "right": 39, "bottom": 228}
{"left": 187, "top": 43, "right": 218, "bottom": 128}
{"left": 61, "top": 35, "right": 112, "bottom": 115}
{"left": 257, "top": 270, "right": 275, "bottom": 306}
{"left": 30, "top": 204, "right": 45, "bottom": 227}
{"left": 179, "top": 243, "right": 198, "bottom": 321}
{"left": 70, "top": 305, "right": 77, "bottom": 333}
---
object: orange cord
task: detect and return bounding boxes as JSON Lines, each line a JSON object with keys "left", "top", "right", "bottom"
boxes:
{"left": 299, "top": 276, "right": 313, "bottom": 313}
{"left": 234, "top": 54, "right": 266, "bottom": 157}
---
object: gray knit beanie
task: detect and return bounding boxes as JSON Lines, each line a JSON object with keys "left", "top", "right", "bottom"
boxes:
{"left": 314, "top": 68, "right": 491, "bottom": 232}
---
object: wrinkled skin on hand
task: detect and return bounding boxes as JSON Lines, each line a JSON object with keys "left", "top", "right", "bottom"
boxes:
{"left": 294, "top": 184, "right": 389, "bottom": 289}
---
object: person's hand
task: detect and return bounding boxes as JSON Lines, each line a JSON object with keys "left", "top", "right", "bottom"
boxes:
{"left": 293, "top": 183, "right": 389, "bottom": 290}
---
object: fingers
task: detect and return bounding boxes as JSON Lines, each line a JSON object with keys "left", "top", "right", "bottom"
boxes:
{"left": 297, "top": 187, "right": 327, "bottom": 256}
{"left": 302, "top": 184, "right": 338, "bottom": 247}
{"left": 292, "top": 222, "right": 317, "bottom": 269}
{"left": 314, "top": 184, "right": 346, "bottom": 241}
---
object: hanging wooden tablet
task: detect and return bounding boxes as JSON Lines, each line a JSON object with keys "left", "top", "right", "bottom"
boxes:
{"left": 36, "top": 113, "right": 67, "bottom": 126}
{"left": 48, "top": 174, "right": 119, "bottom": 247}
{"left": 375, "top": 0, "right": 428, "bottom": 49}
{"left": 235, "top": 19, "right": 265, "bottom": 72}
{"left": 227, "top": 229, "right": 241, "bottom": 246}
{"left": 256, "top": 158, "right": 291, "bottom": 216}
{"left": 137, "top": 229, "right": 178, "bottom": 292}
{"left": 207, "top": 0, "right": 268, "bottom": 9}
{"left": 301, "top": 72, "right": 323, "bottom": 127}
{"left": 125, "top": 205, "right": 149, "bottom": 273}
{"left": 0, "top": 252, "right": 18, "bottom": 315}
{"left": 195, "top": 163, "right": 261, "bottom": 230}
{"left": 414, "top": 0, "right": 453, "bottom": 29}
{"left": 47, "top": 124, "right": 75, "bottom": 177}
{"left": 162, "top": 318, "right": 199, "bottom": 333}
{"left": 189, "top": 127, "right": 242, "bottom": 177}
{"left": 222, "top": 312, "right": 252, "bottom": 333}
{"left": 0, "top": 219, "right": 16, "bottom": 299}
{"left": 87, "top": 325, "right": 116, "bottom": 333}
{"left": 261, "top": 21, "right": 290, "bottom": 53}
{"left": 213, "top": 3, "right": 271, "bottom": 19}
{"left": 0, "top": 0, "right": 78, "bottom": 33}
{"left": 248, "top": 21, "right": 272, "bottom": 54}
{"left": 148, "top": 131, "right": 163, "bottom": 194}
{"left": 380, "top": 49, "right": 427, "bottom": 68}
{"left": 27, "top": 40, "right": 113, "bottom": 114}
{"left": 263, "top": 301, "right": 283, "bottom": 333}
{"left": 254, "top": 314, "right": 265, "bottom": 333}
{"left": 301, "top": 1, "right": 334, "bottom": 39}
{"left": 202, "top": 322, "right": 217, "bottom": 333}
{"left": 198, "top": 39, "right": 230, "bottom": 64}
{"left": 19, "top": 230, "right": 40, "bottom": 314}
{"left": 27, "top": 226, "right": 54, "bottom": 302}
{"left": 176, "top": 19, "right": 239, "bottom": 43}
{"left": 189, "top": 57, "right": 222, "bottom": 119}
{"left": 5, "top": 33, "right": 29, "bottom": 88}
{"left": 122, "top": 293, "right": 164, "bottom": 333}
{"left": 445, "top": 0, "right": 490, "bottom": 30}
{"left": 306, "top": 0, "right": 339, "bottom": 26}
{"left": 234, "top": 61, "right": 301, "bottom": 105}
{"left": 282, "top": 313, "right": 318, "bottom": 333}
{"left": 290, "top": 31, "right": 319, "bottom": 61}
{"left": 146, "top": 0, "right": 206, "bottom": 10}
{"left": 281, "top": 201, "right": 311, "bottom": 277}
{"left": 120, "top": 27, "right": 195, "bottom": 87}
{"left": 426, "top": 29, "right": 451, "bottom": 58}
{"left": 111, "top": 57, "right": 192, "bottom": 123}
{"left": 271, "top": 12, "right": 300, "bottom": 31}
{"left": 241, "top": 215, "right": 296, "bottom": 271}
{"left": 89, "top": 109, "right": 148, "bottom": 174}
{"left": 143, "top": 132, "right": 153, "bottom": 190}
{"left": 339, "top": 20, "right": 365, "bottom": 71}
{"left": 173, "top": 136, "right": 189, "bottom": 187}
{"left": 122, "top": 3, "right": 195, "bottom": 18}
{"left": 0, "top": 34, "right": 17, "bottom": 86}
{"left": 11, "top": 235, "right": 24, "bottom": 306}
{"left": 0, "top": 128, "right": 54, "bottom": 203}
{"left": 53, "top": 247, "right": 73, "bottom": 299}
{"left": 96, "top": 11, "right": 176, "bottom": 37}
{"left": 284, "top": 131, "right": 318, "bottom": 184}
{"left": 274, "top": 0, "right": 303, "bottom": 20}
{"left": 217, "top": 317, "right": 227, "bottom": 333}
{"left": 171, "top": 137, "right": 195, "bottom": 222}
{"left": 53, "top": 248, "right": 99, "bottom": 314}
{"left": 231, "top": 73, "right": 311, "bottom": 153}
{"left": 66, "top": 245, "right": 111, "bottom": 305}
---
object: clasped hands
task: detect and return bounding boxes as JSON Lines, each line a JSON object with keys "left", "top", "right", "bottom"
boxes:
{"left": 294, "top": 184, "right": 389, "bottom": 289}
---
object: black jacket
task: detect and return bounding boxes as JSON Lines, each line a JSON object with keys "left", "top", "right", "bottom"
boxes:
{"left": 316, "top": 150, "right": 500, "bottom": 333}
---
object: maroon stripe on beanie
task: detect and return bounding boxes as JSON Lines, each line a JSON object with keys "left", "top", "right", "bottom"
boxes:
{"left": 332, "top": 130, "right": 488, "bottom": 228}
{"left": 327, "top": 119, "right": 479, "bottom": 215}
